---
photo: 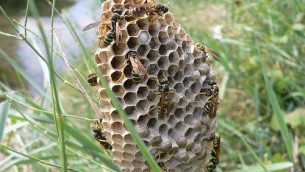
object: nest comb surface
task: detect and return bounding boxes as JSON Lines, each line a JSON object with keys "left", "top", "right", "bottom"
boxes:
{"left": 94, "top": 0, "right": 218, "bottom": 171}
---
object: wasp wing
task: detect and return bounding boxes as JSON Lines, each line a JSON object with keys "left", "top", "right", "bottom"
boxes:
{"left": 82, "top": 21, "right": 100, "bottom": 32}
{"left": 129, "top": 56, "right": 146, "bottom": 76}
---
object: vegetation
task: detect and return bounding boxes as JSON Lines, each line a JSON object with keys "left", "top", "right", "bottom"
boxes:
{"left": 1, "top": 0, "right": 304, "bottom": 171}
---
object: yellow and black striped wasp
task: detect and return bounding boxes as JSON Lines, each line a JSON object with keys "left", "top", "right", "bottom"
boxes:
{"left": 146, "top": 74, "right": 174, "bottom": 120}
{"left": 125, "top": 51, "right": 146, "bottom": 83}
{"left": 207, "top": 133, "right": 221, "bottom": 172}
{"left": 91, "top": 119, "right": 112, "bottom": 154}
{"left": 202, "top": 81, "right": 219, "bottom": 118}
{"left": 196, "top": 43, "right": 220, "bottom": 65}
{"left": 83, "top": 8, "right": 123, "bottom": 47}
{"left": 87, "top": 73, "right": 98, "bottom": 86}
{"left": 128, "top": 0, "right": 169, "bottom": 16}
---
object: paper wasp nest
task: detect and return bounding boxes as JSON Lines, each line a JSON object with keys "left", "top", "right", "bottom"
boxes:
{"left": 94, "top": 0, "right": 218, "bottom": 171}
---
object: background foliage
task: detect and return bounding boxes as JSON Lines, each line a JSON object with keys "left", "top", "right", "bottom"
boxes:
{"left": 1, "top": 0, "right": 304, "bottom": 171}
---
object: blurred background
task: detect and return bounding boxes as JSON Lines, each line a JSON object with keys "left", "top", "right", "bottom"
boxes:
{"left": 0, "top": 0, "right": 304, "bottom": 171}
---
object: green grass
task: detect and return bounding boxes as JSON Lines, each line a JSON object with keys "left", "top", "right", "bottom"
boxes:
{"left": 1, "top": 0, "right": 305, "bottom": 171}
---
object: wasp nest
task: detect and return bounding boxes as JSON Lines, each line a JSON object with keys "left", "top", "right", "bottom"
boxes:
{"left": 93, "top": 0, "right": 219, "bottom": 171}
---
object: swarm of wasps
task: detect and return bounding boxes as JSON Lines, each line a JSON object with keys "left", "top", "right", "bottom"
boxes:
{"left": 85, "top": 0, "right": 222, "bottom": 171}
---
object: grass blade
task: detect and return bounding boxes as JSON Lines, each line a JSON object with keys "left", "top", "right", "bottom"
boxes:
{"left": 0, "top": 99, "right": 11, "bottom": 142}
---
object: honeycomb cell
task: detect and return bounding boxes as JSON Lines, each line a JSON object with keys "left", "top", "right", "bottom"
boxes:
{"left": 123, "top": 92, "right": 138, "bottom": 105}
{"left": 174, "top": 82, "right": 184, "bottom": 93}
{"left": 136, "top": 99, "right": 149, "bottom": 113}
{"left": 167, "top": 26, "right": 175, "bottom": 39}
{"left": 168, "top": 64, "right": 179, "bottom": 77}
{"left": 174, "top": 71, "right": 184, "bottom": 82}
{"left": 112, "top": 42, "right": 128, "bottom": 56}
{"left": 137, "top": 44, "right": 150, "bottom": 56}
{"left": 167, "top": 41, "right": 177, "bottom": 51}
{"left": 127, "top": 37, "right": 140, "bottom": 50}
{"left": 151, "top": 136, "right": 162, "bottom": 146}
{"left": 174, "top": 108, "right": 185, "bottom": 119}
{"left": 147, "top": 63, "right": 159, "bottom": 75}
{"left": 160, "top": 139, "right": 172, "bottom": 151}
{"left": 127, "top": 24, "right": 140, "bottom": 36}
{"left": 177, "top": 136, "right": 187, "bottom": 148}
{"left": 147, "top": 118, "right": 157, "bottom": 128}
{"left": 158, "top": 31, "right": 169, "bottom": 44}
{"left": 193, "top": 107, "right": 204, "bottom": 120}
{"left": 136, "top": 114, "right": 146, "bottom": 125}
{"left": 137, "top": 86, "right": 149, "bottom": 98}
{"left": 182, "top": 77, "right": 194, "bottom": 88}
{"left": 123, "top": 78, "right": 136, "bottom": 90}
{"left": 157, "top": 56, "right": 170, "bottom": 70}
{"left": 138, "top": 31, "right": 150, "bottom": 44}
{"left": 135, "top": 125, "right": 150, "bottom": 138}
{"left": 164, "top": 13, "right": 174, "bottom": 26}
{"left": 168, "top": 51, "right": 179, "bottom": 64}
{"left": 136, "top": 18, "right": 149, "bottom": 30}
{"left": 111, "top": 71, "right": 123, "bottom": 82}
{"left": 149, "top": 37, "right": 161, "bottom": 50}
{"left": 159, "top": 124, "right": 167, "bottom": 133}
{"left": 148, "top": 23, "right": 161, "bottom": 36}
{"left": 147, "top": 50, "right": 160, "bottom": 62}
{"left": 159, "top": 44, "right": 168, "bottom": 56}
{"left": 112, "top": 133, "right": 124, "bottom": 143}
{"left": 125, "top": 106, "right": 137, "bottom": 117}
{"left": 184, "top": 114, "right": 195, "bottom": 126}
{"left": 111, "top": 56, "right": 126, "bottom": 69}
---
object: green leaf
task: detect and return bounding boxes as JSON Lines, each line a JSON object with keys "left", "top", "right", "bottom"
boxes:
{"left": 231, "top": 161, "right": 293, "bottom": 172}
{"left": 0, "top": 99, "right": 11, "bottom": 142}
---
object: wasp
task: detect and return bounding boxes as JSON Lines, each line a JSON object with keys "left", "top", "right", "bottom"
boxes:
{"left": 87, "top": 73, "right": 98, "bottom": 86}
{"left": 125, "top": 51, "right": 146, "bottom": 83}
{"left": 91, "top": 119, "right": 112, "bottom": 153}
{"left": 146, "top": 75, "right": 174, "bottom": 120}
{"left": 196, "top": 43, "right": 220, "bottom": 64}
{"left": 103, "top": 9, "right": 124, "bottom": 46}
{"left": 202, "top": 81, "right": 219, "bottom": 118}
{"left": 207, "top": 134, "right": 221, "bottom": 172}
{"left": 128, "top": 1, "right": 169, "bottom": 17}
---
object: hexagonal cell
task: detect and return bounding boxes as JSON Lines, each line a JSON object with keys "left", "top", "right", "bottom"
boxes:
{"left": 164, "top": 13, "right": 174, "bottom": 26}
{"left": 97, "top": 63, "right": 110, "bottom": 74}
{"left": 186, "top": 142, "right": 194, "bottom": 151}
{"left": 136, "top": 114, "right": 147, "bottom": 125}
{"left": 182, "top": 41, "right": 193, "bottom": 53}
{"left": 174, "top": 71, "right": 184, "bottom": 82}
{"left": 167, "top": 41, "right": 177, "bottom": 51}
{"left": 136, "top": 18, "right": 149, "bottom": 30}
{"left": 138, "top": 31, "right": 151, "bottom": 44}
{"left": 136, "top": 99, "right": 149, "bottom": 113}
{"left": 168, "top": 51, "right": 179, "bottom": 64}
{"left": 159, "top": 139, "right": 172, "bottom": 151}
{"left": 149, "top": 37, "right": 161, "bottom": 50}
{"left": 111, "top": 70, "right": 123, "bottom": 82}
{"left": 112, "top": 84, "right": 125, "bottom": 97}
{"left": 177, "top": 136, "right": 187, "bottom": 148}
{"left": 193, "top": 107, "right": 204, "bottom": 120}
{"left": 167, "top": 26, "right": 175, "bottom": 39}
{"left": 148, "top": 23, "right": 161, "bottom": 36}
{"left": 135, "top": 125, "right": 150, "bottom": 138}
{"left": 177, "top": 98, "right": 188, "bottom": 107}
{"left": 182, "top": 77, "right": 194, "bottom": 88}
{"left": 147, "top": 50, "right": 160, "bottom": 62}
{"left": 119, "top": 30, "right": 129, "bottom": 42}
{"left": 158, "top": 31, "right": 169, "bottom": 44}
{"left": 97, "top": 50, "right": 111, "bottom": 64}
{"left": 184, "top": 114, "right": 195, "bottom": 126}
{"left": 111, "top": 122, "right": 126, "bottom": 134}
{"left": 168, "top": 64, "right": 179, "bottom": 77}
{"left": 184, "top": 53, "right": 194, "bottom": 64}
{"left": 127, "top": 37, "right": 140, "bottom": 50}
{"left": 111, "top": 56, "right": 126, "bottom": 69}
{"left": 159, "top": 124, "right": 168, "bottom": 133}
{"left": 112, "top": 42, "right": 128, "bottom": 56}
{"left": 123, "top": 78, "right": 136, "bottom": 90}
{"left": 147, "top": 63, "right": 159, "bottom": 76}
{"left": 151, "top": 135, "right": 162, "bottom": 146}
{"left": 111, "top": 110, "right": 123, "bottom": 122}
{"left": 159, "top": 44, "right": 168, "bottom": 56}
{"left": 174, "top": 121, "right": 186, "bottom": 132}
{"left": 101, "top": 1, "right": 110, "bottom": 11}
{"left": 157, "top": 56, "right": 170, "bottom": 70}
{"left": 200, "top": 63, "right": 211, "bottom": 75}
{"left": 174, "top": 108, "right": 185, "bottom": 119}
{"left": 123, "top": 144, "right": 138, "bottom": 154}
{"left": 123, "top": 92, "right": 138, "bottom": 105}
{"left": 112, "top": 132, "right": 124, "bottom": 144}
{"left": 167, "top": 128, "right": 177, "bottom": 138}
{"left": 125, "top": 105, "right": 137, "bottom": 117}
{"left": 137, "top": 86, "right": 149, "bottom": 99}
{"left": 147, "top": 117, "right": 157, "bottom": 128}
{"left": 174, "top": 82, "right": 184, "bottom": 93}
{"left": 127, "top": 23, "right": 140, "bottom": 36}
{"left": 137, "top": 44, "right": 150, "bottom": 57}
{"left": 193, "top": 58, "right": 205, "bottom": 70}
